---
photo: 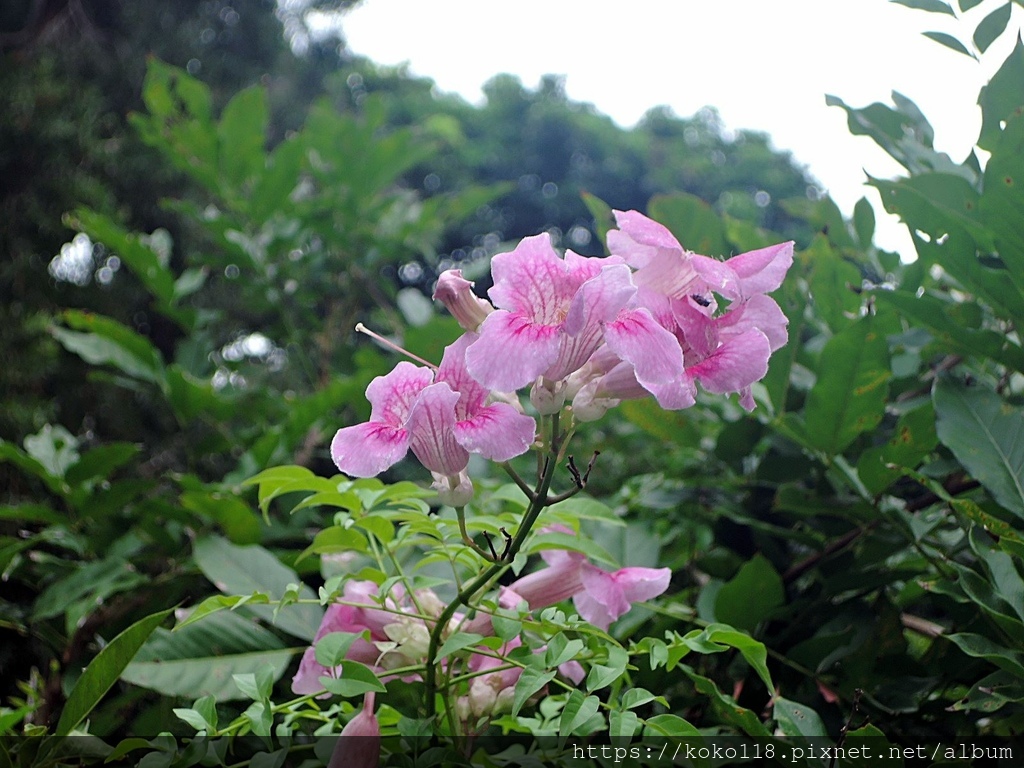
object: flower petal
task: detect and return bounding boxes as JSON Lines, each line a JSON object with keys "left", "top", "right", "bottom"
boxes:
{"left": 725, "top": 241, "right": 794, "bottom": 296}
{"left": 454, "top": 402, "right": 536, "bottom": 461}
{"left": 487, "top": 233, "right": 573, "bottom": 322}
{"left": 406, "top": 382, "right": 468, "bottom": 475}
{"left": 718, "top": 294, "right": 789, "bottom": 352}
{"left": 688, "top": 328, "right": 772, "bottom": 395}
{"left": 612, "top": 566, "right": 672, "bottom": 604}
{"left": 608, "top": 209, "right": 683, "bottom": 268}
{"left": 365, "top": 362, "right": 435, "bottom": 426}
{"left": 437, "top": 332, "right": 488, "bottom": 416}
{"left": 603, "top": 307, "right": 685, "bottom": 388}
{"left": 331, "top": 422, "right": 409, "bottom": 478}
{"left": 575, "top": 564, "right": 631, "bottom": 630}
{"left": 466, "top": 310, "right": 562, "bottom": 392}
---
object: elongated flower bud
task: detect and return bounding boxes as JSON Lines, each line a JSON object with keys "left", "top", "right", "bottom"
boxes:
{"left": 328, "top": 692, "right": 380, "bottom": 768}
{"left": 433, "top": 270, "right": 493, "bottom": 331}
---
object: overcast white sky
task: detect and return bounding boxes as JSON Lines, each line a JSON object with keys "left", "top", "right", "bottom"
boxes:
{"left": 338, "top": 0, "right": 1020, "bottom": 255}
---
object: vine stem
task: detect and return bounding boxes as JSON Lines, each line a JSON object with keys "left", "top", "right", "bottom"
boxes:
{"left": 422, "top": 413, "right": 562, "bottom": 724}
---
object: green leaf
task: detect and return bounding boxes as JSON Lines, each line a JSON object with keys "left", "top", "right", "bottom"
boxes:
{"left": 298, "top": 525, "right": 370, "bottom": 562}
{"left": 858, "top": 402, "right": 938, "bottom": 494}
{"left": 511, "top": 668, "right": 556, "bottom": 717}
{"left": 891, "top": 0, "right": 956, "bottom": 14}
{"left": 581, "top": 191, "right": 614, "bottom": 245}
{"left": 609, "top": 709, "right": 639, "bottom": 739}
{"left": 435, "top": 632, "right": 485, "bottom": 662}
{"left": 979, "top": 38, "right": 1024, "bottom": 150}
{"left": 981, "top": 111, "right": 1024, "bottom": 299}
{"left": 57, "top": 607, "right": 173, "bottom": 735}
{"left": 66, "top": 209, "right": 177, "bottom": 310}
{"left": 545, "top": 634, "right": 585, "bottom": 669}
{"left": 947, "top": 632, "right": 1024, "bottom": 677}
{"left": 65, "top": 443, "right": 138, "bottom": 487}
{"left": 647, "top": 192, "right": 727, "bottom": 255}
{"left": 193, "top": 536, "right": 323, "bottom": 641}
{"left": 319, "top": 661, "right": 387, "bottom": 697}
{"left": 52, "top": 311, "right": 165, "bottom": 385}
{"left": 690, "top": 625, "right": 773, "bottom": 691}
{"left": 774, "top": 696, "right": 828, "bottom": 737}
{"left": 933, "top": 377, "right": 1024, "bottom": 518}
{"left": 960, "top": 0, "right": 984, "bottom": 9}
{"left": 122, "top": 610, "right": 294, "bottom": 702}
{"left": 33, "top": 556, "right": 147, "bottom": 628}
{"left": 642, "top": 713, "right": 700, "bottom": 737}
{"left": 174, "top": 592, "right": 271, "bottom": 630}
{"left": 217, "top": 85, "right": 267, "bottom": 191}
{"left": 923, "top": 31, "right": 976, "bottom": 57}
{"left": 621, "top": 688, "right": 667, "bottom": 709}
{"left": 714, "top": 555, "right": 785, "bottom": 633}
{"left": 586, "top": 646, "right": 629, "bottom": 692}
{"left": 871, "top": 172, "right": 988, "bottom": 246}
{"left": 875, "top": 289, "right": 1024, "bottom": 370}
{"left": 315, "top": 631, "right": 370, "bottom": 667}
{"left": 559, "top": 690, "right": 600, "bottom": 736}
{"left": 807, "top": 236, "right": 861, "bottom": 332}
{"left": 853, "top": 197, "right": 876, "bottom": 247}
{"left": 804, "top": 315, "right": 891, "bottom": 455}
{"left": 973, "top": 2, "right": 1012, "bottom": 53}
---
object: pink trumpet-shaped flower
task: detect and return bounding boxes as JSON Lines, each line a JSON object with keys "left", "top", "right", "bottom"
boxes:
{"left": 327, "top": 692, "right": 380, "bottom": 768}
{"left": 500, "top": 546, "right": 671, "bottom": 631}
{"left": 601, "top": 210, "right": 793, "bottom": 412}
{"left": 331, "top": 335, "right": 535, "bottom": 501}
{"left": 292, "top": 581, "right": 410, "bottom": 696}
{"left": 465, "top": 234, "right": 633, "bottom": 392}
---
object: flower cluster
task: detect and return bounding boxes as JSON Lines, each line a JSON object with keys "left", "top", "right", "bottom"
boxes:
{"left": 293, "top": 548, "right": 670, "bottom": 703}
{"left": 331, "top": 210, "right": 792, "bottom": 496}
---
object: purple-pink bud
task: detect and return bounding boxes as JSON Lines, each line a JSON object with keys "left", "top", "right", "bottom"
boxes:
{"left": 328, "top": 692, "right": 381, "bottom": 768}
{"left": 433, "top": 270, "right": 493, "bottom": 331}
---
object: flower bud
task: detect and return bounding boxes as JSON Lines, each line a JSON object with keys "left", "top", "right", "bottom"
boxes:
{"left": 530, "top": 377, "right": 566, "bottom": 415}
{"left": 328, "top": 692, "right": 380, "bottom": 768}
{"left": 431, "top": 470, "right": 474, "bottom": 507}
{"left": 433, "top": 270, "right": 494, "bottom": 331}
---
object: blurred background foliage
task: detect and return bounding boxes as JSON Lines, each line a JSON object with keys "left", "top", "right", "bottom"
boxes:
{"left": 4, "top": 0, "right": 1024, "bottom": 761}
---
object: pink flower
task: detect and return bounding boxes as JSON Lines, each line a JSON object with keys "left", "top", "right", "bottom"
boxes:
{"left": 500, "top": 546, "right": 671, "bottom": 631}
{"left": 597, "top": 210, "right": 793, "bottom": 412}
{"left": 465, "top": 234, "right": 634, "bottom": 393}
{"left": 327, "top": 692, "right": 380, "bottom": 768}
{"left": 292, "top": 581, "right": 418, "bottom": 696}
{"left": 331, "top": 335, "right": 535, "bottom": 501}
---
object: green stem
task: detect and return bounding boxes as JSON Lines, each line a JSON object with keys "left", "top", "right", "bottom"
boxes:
{"left": 422, "top": 414, "right": 562, "bottom": 724}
